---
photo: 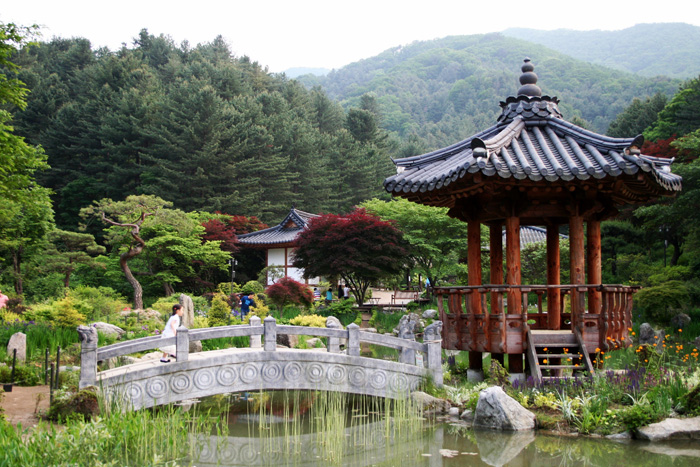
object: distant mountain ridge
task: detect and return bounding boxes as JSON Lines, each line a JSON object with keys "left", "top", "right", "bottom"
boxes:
{"left": 283, "top": 67, "right": 331, "bottom": 78}
{"left": 502, "top": 23, "right": 700, "bottom": 79}
{"left": 296, "top": 32, "right": 681, "bottom": 149}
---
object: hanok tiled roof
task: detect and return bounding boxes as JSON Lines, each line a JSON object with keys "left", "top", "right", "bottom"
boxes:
{"left": 237, "top": 207, "right": 319, "bottom": 246}
{"left": 384, "top": 59, "right": 682, "bottom": 199}
{"left": 505, "top": 226, "right": 568, "bottom": 246}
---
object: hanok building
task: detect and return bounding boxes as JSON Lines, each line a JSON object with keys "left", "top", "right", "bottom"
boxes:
{"left": 384, "top": 59, "right": 682, "bottom": 381}
{"left": 237, "top": 207, "right": 320, "bottom": 286}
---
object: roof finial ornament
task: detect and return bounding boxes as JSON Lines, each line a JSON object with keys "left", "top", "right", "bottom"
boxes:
{"left": 517, "top": 57, "right": 542, "bottom": 97}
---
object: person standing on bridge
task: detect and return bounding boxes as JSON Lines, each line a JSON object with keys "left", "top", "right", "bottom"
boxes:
{"left": 160, "top": 304, "right": 183, "bottom": 363}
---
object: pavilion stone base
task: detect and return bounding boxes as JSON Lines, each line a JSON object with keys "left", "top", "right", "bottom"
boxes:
{"left": 467, "top": 369, "right": 484, "bottom": 382}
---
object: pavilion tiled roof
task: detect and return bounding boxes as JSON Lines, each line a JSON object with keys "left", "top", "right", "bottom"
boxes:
{"left": 384, "top": 59, "right": 682, "bottom": 197}
{"left": 506, "top": 225, "right": 568, "bottom": 246}
{"left": 237, "top": 207, "right": 319, "bottom": 246}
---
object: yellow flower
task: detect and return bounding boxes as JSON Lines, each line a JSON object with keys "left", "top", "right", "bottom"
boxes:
{"left": 543, "top": 359, "right": 548, "bottom": 364}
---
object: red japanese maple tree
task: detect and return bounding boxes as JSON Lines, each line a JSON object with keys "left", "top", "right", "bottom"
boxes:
{"left": 292, "top": 208, "right": 408, "bottom": 304}
{"left": 202, "top": 213, "right": 267, "bottom": 252}
{"left": 266, "top": 277, "right": 315, "bottom": 309}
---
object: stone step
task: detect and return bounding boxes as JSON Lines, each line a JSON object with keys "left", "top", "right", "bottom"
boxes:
{"left": 536, "top": 353, "right": 580, "bottom": 359}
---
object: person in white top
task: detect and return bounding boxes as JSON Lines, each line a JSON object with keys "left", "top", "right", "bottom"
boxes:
{"left": 160, "top": 304, "right": 183, "bottom": 363}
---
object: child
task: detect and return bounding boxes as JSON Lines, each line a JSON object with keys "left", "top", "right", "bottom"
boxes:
{"left": 160, "top": 304, "right": 183, "bottom": 363}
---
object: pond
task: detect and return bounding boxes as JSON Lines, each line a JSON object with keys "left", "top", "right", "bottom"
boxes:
{"left": 189, "top": 392, "right": 700, "bottom": 467}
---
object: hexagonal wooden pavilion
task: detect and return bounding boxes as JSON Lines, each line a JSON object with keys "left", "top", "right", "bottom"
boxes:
{"left": 384, "top": 59, "right": 682, "bottom": 380}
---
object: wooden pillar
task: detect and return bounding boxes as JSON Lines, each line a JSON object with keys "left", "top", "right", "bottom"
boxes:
{"left": 587, "top": 219, "right": 602, "bottom": 314}
{"left": 468, "top": 220, "right": 482, "bottom": 313}
{"left": 546, "top": 225, "right": 561, "bottom": 330}
{"left": 505, "top": 216, "right": 521, "bottom": 313}
{"left": 468, "top": 220, "right": 483, "bottom": 372}
{"left": 489, "top": 223, "right": 503, "bottom": 314}
{"left": 569, "top": 214, "right": 585, "bottom": 329}
{"left": 508, "top": 353, "right": 524, "bottom": 373}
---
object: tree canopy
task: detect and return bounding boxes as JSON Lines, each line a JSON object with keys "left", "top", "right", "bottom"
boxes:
{"left": 292, "top": 208, "right": 408, "bottom": 304}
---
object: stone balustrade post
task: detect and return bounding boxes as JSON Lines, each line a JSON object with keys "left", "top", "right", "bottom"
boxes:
{"left": 399, "top": 330, "right": 416, "bottom": 365}
{"left": 77, "top": 325, "right": 98, "bottom": 389}
{"left": 264, "top": 316, "right": 277, "bottom": 352}
{"left": 347, "top": 323, "right": 360, "bottom": 356}
{"left": 250, "top": 316, "right": 262, "bottom": 348}
{"left": 176, "top": 326, "right": 189, "bottom": 362}
{"left": 326, "top": 320, "right": 340, "bottom": 353}
{"left": 426, "top": 340, "right": 443, "bottom": 386}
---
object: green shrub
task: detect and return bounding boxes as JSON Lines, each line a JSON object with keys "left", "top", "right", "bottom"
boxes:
{"left": 635, "top": 281, "right": 690, "bottom": 324}
{"left": 149, "top": 296, "right": 179, "bottom": 316}
{"left": 208, "top": 294, "right": 230, "bottom": 327}
{"left": 67, "top": 286, "right": 129, "bottom": 321}
{"left": 619, "top": 403, "right": 661, "bottom": 431}
{"left": 48, "top": 388, "right": 99, "bottom": 422}
{"left": 52, "top": 296, "right": 87, "bottom": 328}
{"left": 240, "top": 280, "right": 265, "bottom": 295}
{"left": 289, "top": 314, "right": 327, "bottom": 327}
{"left": 0, "top": 364, "right": 41, "bottom": 386}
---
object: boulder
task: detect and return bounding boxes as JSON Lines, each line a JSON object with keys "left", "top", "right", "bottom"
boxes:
{"left": 410, "top": 391, "right": 451, "bottom": 414}
{"left": 305, "top": 337, "right": 321, "bottom": 348}
{"left": 473, "top": 386, "right": 536, "bottom": 431}
{"left": 91, "top": 322, "right": 125, "bottom": 339}
{"left": 671, "top": 313, "right": 691, "bottom": 330}
{"left": 638, "top": 323, "right": 664, "bottom": 347}
{"left": 277, "top": 334, "right": 299, "bottom": 348}
{"left": 460, "top": 409, "right": 473, "bottom": 422}
{"left": 422, "top": 309, "right": 438, "bottom": 319}
{"left": 179, "top": 294, "right": 195, "bottom": 329}
{"left": 189, "top": 340, "right": 202, "bottom": 353}
{"left": 394, "top": 313, "right": 423, "bottom": 337}
{"left": 7, "top": 332, "right": 27, "bottom": 363}
{"left": 448, "top": 406, "right": 460, "bottom": 418}
{"left": 636, "top": 416, "right": 700, "bottom": 441}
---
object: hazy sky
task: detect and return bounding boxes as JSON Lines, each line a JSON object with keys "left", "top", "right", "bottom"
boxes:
{"left": 3, "top": 1, "right": 699, "bottom": 72}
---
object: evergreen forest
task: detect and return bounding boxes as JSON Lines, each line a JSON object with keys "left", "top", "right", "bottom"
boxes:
{"left": 2, "top": 23, "right": 700, "bottom": 328}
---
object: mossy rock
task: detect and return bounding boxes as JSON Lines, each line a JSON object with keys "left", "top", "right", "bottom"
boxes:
{"left": 48, "top": 387, "right": 100, "bottom": 421}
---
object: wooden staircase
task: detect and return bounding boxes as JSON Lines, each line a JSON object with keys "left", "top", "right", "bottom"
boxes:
{"left": 526, "top": 328, "right": 594, "bottom": 384}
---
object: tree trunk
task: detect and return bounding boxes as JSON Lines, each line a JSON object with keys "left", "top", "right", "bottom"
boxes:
{"left": 13, "top": 247, "right": 23, "bottom": 295}
{"left": 164, "top": 282, "right": 175, "bottom": 297}
{"left": 120, "top": 255, "right": 144, "bottom": 310}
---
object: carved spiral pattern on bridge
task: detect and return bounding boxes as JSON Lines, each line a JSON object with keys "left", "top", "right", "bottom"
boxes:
{"left": 306, "top": 363, "right": 325, "bottom": 383}
{"left": 146, "top": 377, "right": 169, "bottom": 398}
{"left": 349, "top": 367, "right": 367, "bottom": 386}
{"left": 262, "top": 362, "right": 282, "bottom": 382}
{"left": 369, "top": 370, "right": 388, "bottom": 389}
{"left": 240, "top": 363, "right": 259, "bottom": 383}
{"left": 171, "top": 372, "right": 193, "bottom": 393}
{"left": 217, "top": 365, "right": 238, "bottom": 386}
{"left": 194, "top": 368, "right": 215, "bottom": 389}
{"left": 283, "top": 362, "right": 303, "bottom": 381}
{"left": 328, "top": 365, "right": 347, "bottom": 385}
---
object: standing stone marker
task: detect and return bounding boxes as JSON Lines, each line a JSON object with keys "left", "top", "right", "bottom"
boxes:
{"left": 179, "top": 293, "right": 195, "bottom": 329}
{"left": 7, "top": 332, "right": 27, "bottom": 363}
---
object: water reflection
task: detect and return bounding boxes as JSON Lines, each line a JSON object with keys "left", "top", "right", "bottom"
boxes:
{"left": 189, "top": 393, "right": 700, "bottom": 467}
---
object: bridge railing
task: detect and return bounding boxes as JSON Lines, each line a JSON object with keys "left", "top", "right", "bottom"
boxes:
{"left": 78, "top": 316, "right": 443, "bottom": 389}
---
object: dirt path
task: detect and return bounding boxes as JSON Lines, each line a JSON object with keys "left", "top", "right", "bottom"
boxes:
{"left": 1, "top": 385, "right": 51, "bottom": 427}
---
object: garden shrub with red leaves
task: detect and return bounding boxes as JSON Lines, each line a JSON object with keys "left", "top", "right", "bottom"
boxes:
{"left": 266, "top": 277, "right": 314, "bottom": 310}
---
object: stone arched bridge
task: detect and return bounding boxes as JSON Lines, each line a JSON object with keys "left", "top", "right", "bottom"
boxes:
{"left": 78, "top": 317, "right": 443, "bottom": 410}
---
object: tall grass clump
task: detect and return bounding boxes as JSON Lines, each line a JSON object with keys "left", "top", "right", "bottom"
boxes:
{"left": 0, "top": 404, "right": 216, "bottom": 466}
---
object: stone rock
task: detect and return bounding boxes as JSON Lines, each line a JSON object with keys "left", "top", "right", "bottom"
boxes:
{"left": 474, "top": 429, "right": 535, "bottom": 466}
{"left": 473, "top": 386, "right": 536, "bottom": 431}
{"left": 189, "top": 340, "right": 202, "bottom": 353}
{"left": 422, "top": 309, "right": 438, "bottom": 319}
{"left": 364, "top": 327, "right": 378, "bottom": 333}
{"left": 636, "top": 416, "right": 700, "bottom": 441}
{"left": 448, "top": 407, "right": 460, "bottom": 418}
{"left": 460, "top": 409, "right": 473, "bottom": 422}
{"left": 277, "top": 334, "right": 299, "bottom": 349}
{"left": 606, "top": 431, "right": 632, "bottom": 440}
{"left": 326, "top": 316, "right": 342, "bottom": 329}
{"left": 48, "top": 387, "right": 100, "bottom": 421}
{"left": 393, "top": 313, "right": 423, "bottom": 337}
{"left": 671, "top": 313, "right": 691, "bottom": 330}
{"left": 7, "top": 332, "right": 27, "bottom": 363}
{"left": 104, "top": 355, "right": 138, "bottom": 369}
{"left": 91, "top": 322, "right": 125, "bottom": 339}
{"left": 305, "top": 338, "right": 321, "bottom": 348}
{"left": 694, "top": 336, "right": 700, "bottom": 349}
{"left": 638, "top": 323, "right": 656, "bottom": 345}
{"left": 410, "top": 391, "right": 451, "bottom": 414}
{"left": 424, "top": 321, "right": 443, "bottom": 342}
{"left": 179, "top": 294, "right": 195, "bottom": 329}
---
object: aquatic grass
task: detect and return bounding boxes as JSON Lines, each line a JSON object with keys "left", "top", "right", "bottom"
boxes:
{"left": 0, "top": 402, "right": 216, "bottom": 466}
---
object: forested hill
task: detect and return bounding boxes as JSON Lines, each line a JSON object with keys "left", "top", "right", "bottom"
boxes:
{"left": 12, "top": 31, "right": 393, "bottom": 228}
{"left": 296, "top": 33, "right": 681, "bottom": 149}
{"left": 503, "top": 23, "right": 700, "bottom": 79}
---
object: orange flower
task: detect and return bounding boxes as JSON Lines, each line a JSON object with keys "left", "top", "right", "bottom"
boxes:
{"left": 679, "top": 329, "right": 683, "bottom": 333}
{"left": 543, "top": 359, "right": 548, "bottom": 364}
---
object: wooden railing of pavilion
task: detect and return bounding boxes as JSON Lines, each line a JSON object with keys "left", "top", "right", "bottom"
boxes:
{"left": 434, "top": 284, "right": 639, "bottom": 355}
